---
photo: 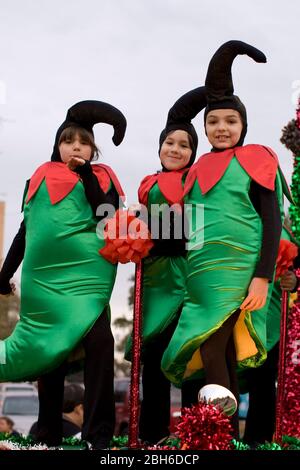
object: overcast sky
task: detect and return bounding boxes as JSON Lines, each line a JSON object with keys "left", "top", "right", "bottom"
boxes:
{"left": 0, "top": 0, "right": 299, "bottom": 319}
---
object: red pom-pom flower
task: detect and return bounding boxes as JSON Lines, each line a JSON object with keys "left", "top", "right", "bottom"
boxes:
{"left": 175, "top": 402, "right": 233, "bottom": 450}
{"left": 99, "top": 209, "right": 154, "bottom": 264}
{"left": 275, "top": 239, "right": 298, "bottom": 281}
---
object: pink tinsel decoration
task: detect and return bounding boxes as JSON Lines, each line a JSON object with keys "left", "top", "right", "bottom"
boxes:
{"left": 175, "top": 402, "right": 233, "bottom": 450}
{"left": 128, "top": 262, "right": 143, "bottom": 449}
{"left": 282, "top": 269, "right": 300, "bottom": 438}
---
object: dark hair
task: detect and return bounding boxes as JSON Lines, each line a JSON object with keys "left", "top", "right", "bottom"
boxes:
{"left": 164, "top": 129, "right": 193, "bottom": 150}
{"left": 58, "top": 126, "right": 100, "bottom": 161}
{"left": 63, "top": 384, "right": 84, "bottom": 413}
{"left": 0, "top": 416, "right": 14, "bottom": 428}
{"left": 186, "top": 133, "right": 194, "bottom": 151}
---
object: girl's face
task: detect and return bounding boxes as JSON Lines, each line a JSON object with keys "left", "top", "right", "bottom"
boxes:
{"left": 59, "top": 132, "right": 93, "bottom": 164}
{"left": 205, "top": 109, "right": 243, "bottom": 149}
{"left": 160, "top": 130, "right": 192, "bottom": 171}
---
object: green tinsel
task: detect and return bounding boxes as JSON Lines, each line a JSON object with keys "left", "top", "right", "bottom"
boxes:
{"left": 110, "top": 435, "right": 129, "bottom": 449}
{"left": 281, "top": 102, "right": 300, "bottom": 241}
{"left": 60, "top": 436, "right": 87, "bottom": 450}
{"left": 162, "top": 436, "right": 181, "bottom": 448}
{"left": 282, "top": 435, "right": 300, "bottom": 450}
{"left": 0, "top": 432, "right": 34, "bottom": 446}
{"left": 62, "top": 436, "right": 85, "bottom": 446}
{"left": 2, "top": 433, "right": 300, "bottom": 451}
{"left": 256, "top": 442, "right": 282, "bottom": 451}
{"left": 231, "top": 439, "right": 250, "bottom": 450}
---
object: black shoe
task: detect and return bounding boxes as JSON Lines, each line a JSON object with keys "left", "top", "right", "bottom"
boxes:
{"left": 92, "top": 441, "right": 110, "bottom": 450}
{"left": 83, "top": 438, "right": 110, "bottom": 450}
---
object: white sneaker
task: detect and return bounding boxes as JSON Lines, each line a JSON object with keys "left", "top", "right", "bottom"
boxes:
{"left": 198, "top": 384, "right": 237, "bottom": 416}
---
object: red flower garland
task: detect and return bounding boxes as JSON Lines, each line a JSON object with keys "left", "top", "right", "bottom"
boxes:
{"left": 275, "top": 239, "right": 299, "bottom": 281}
{"left": 99, "top": 209, "right": 153, "bottom": 264}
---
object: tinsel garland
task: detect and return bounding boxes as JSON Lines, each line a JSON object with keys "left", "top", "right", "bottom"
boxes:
{"left": 175, "top": 402, "right": 233, "bottom": 450}
{"left": 256, "top": 442, "right": 282, "bottom": 451}
{"left": 0, "top": 432, "right": 34, "bottom": 447}
{"left": 281, "top": 271, "right": 300, "bottom": 438}
{"left": 2, "top": 432, "right": 300, "bottom": 450}
{"left": 280, "top": 100, "right": 300, "bottom": 240}
{"left": 282, "top": 435, "right": 300, "bottom": 450}
{"left": 110, "top": 435, "right": 129, "bottom": 449}
{"left": 128, "top": 262, "right": 143, "bottom": 449}
{"left": 231, "top": 439, "right": 250, "bottom": 450}
{"left": 279, "top": 98, "right": 300, "bottom": 438}
{"left": 0, "top": 433, "right": 49, "bottom": 450}
{"left": 289, "top": 154, "right": 300, "bottom": 240}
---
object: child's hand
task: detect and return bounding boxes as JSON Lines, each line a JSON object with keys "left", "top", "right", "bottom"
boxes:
{"left": 280, "top": 270, "right": 297, "bottom": 291}
{"left": 67, "top": 157, "right": 86, "bottom": 171}
{"left": 8, "top": 282, "right": 16, "bottom": 296}
{"left": 0, "top": 281, "right": 16, "bottom": 297}
{"left": 240, "top": 277, "right": 268, "bottom": 312}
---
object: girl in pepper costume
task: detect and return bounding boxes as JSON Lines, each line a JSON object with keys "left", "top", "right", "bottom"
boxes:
{"left": 243, "top": 225, "right": 299, "bottom": 444}
{"left": 161, "top": 41, "right": 292, "bottom": 436}
{"left": 125, "top": 88, "right": 206, "bottom": 445}
{"left": 0, "top": 100, "right": 126, "bottom": 448}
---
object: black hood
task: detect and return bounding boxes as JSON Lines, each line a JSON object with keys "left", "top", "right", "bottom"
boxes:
{"left": 51, "top": 100, "right": 127, "bottom": 162}
{"left": 159, "top": 86, "right": 206, "bottom": 170}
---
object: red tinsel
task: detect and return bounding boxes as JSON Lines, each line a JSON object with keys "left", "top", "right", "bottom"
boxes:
{"left": 296, "top": 99, "right": 300, "bottom": 129}
{"left": 128, "top": 262, "right": 143, "bottom": 449}
{"left": 275, "top": 239, "right": 299, "bottom": 281}
{"left": 175, "top": 402, "right": 233, "bottom": 450}
{"left": 99, "top": 209, "right": 153, "bottom": 264}
{"left": 281, "top": 269, "right": 300, "bottom": 438}
{"left": 146, "top": 445, "right": 179, "bottom": 450}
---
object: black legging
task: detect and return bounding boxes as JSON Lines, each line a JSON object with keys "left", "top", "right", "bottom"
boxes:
{"left": 181, "top": 333, "right": 238, "bottom": 406}
{"left": 199, "top": 309, "right": 241, "bottom": 438}
{"left": 139, "top": 317, "right": 179, "bottom": 444}
{"left": 243, "top": 343, "right": 279, "bottom": 444}
{"left": 36, "top": 309, "right": 115, "bottom": 448}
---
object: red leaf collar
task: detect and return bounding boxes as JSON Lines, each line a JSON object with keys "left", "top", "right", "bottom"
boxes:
{"left": 184, "top": 144, "right": 279, "bottom": 196}
{"left": 26, "top": 162, "right": 125, "bottom": 205}
{"left": 138, "top": 168, "right": 188, "bottom": 206}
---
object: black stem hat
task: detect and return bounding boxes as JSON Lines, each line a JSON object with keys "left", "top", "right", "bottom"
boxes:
{"left": 205, "top": 40, "right": 266, "bottom": 105}
{"left": 51, "top": 100, "right": 127, "bottom": 161}
{"left": 204, "top": 40, "right": 266, "bottom": 147}
{"left": 159, "top": 86, "right": 206, "bottom": 168}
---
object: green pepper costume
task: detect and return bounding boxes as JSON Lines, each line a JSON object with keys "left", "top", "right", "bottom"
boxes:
{"left": 161, "top": 144, "right": 292, "bottom": 386}
{"left": 125, "top": 170, "right": 188, "bottom": 358}
{"left": 0, "top": 161, "right": 124, "bottom": 381}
